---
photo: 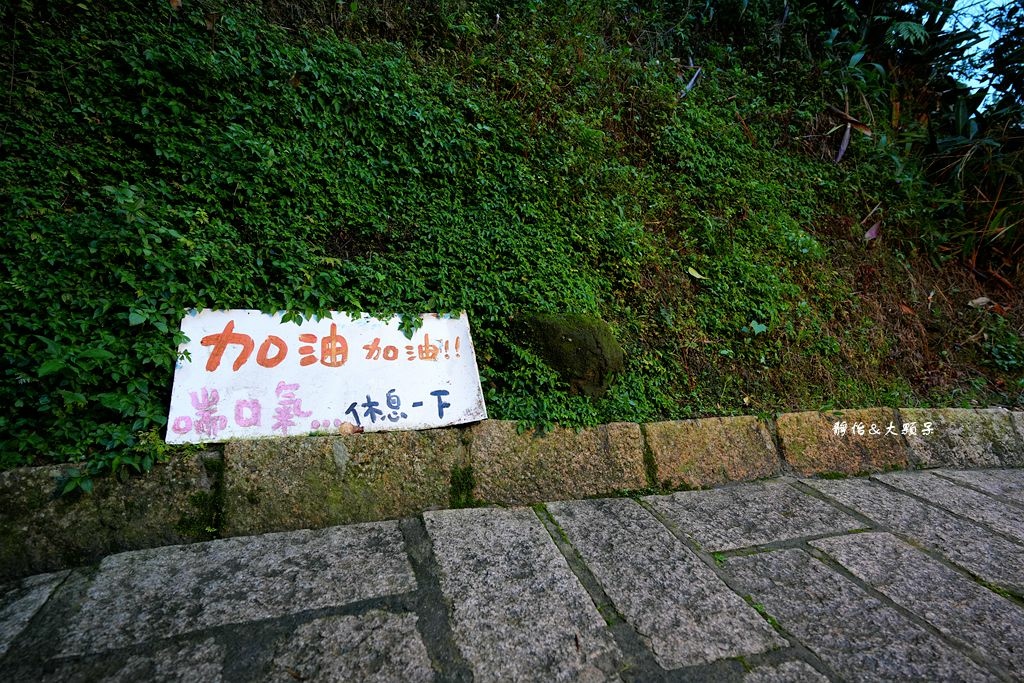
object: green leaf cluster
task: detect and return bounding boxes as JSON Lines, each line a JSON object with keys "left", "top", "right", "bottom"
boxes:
{"left": 3, "top": 0, "right": 1017, "bottom": 476}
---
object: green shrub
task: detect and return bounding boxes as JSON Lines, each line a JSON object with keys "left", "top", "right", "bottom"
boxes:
{"left": 3, "top": 0, "right": 1015, "bottom": 480}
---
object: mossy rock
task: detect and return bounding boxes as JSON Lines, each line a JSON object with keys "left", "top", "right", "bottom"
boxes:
{"left": 517, "top": 312, "right": 625, "bottom": 397}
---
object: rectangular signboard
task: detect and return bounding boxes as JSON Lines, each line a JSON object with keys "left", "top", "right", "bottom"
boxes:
{"left": 165, "top": 310, "right": 487, "bottom": 443}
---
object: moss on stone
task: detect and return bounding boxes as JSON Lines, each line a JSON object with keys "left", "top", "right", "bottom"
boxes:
{"left": 449, "top": 465, "right": 479, "bottom": 509}
{"left": 899, "top": 407, "right": 1024, "bottom": 468}
{"left": 322, "top": 475, "right": 379, "bottom": 526}
{"left": 1, "top": 454, "right": 216, "bottom": 580}
{"left": 221, "top": 431, "right": 470, "bottom": 535}
{"left": 776, "top": 410, "right": 908, "bottom": 476}
{"left": 644, "top": 417, "right": 781, "bottom": 489}
{"left": 175, "top": 491, "right": 217, "bottom": 541}
{"left": 516, "top": 312, "right": 624, "bottom": 397}
{"left": 466, "top": 420, "right": 645, "bottom": 505}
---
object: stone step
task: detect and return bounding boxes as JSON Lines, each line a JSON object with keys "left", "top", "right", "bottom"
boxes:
{"left": 3, "top": 467, "right": 1024, "bottom": 681}
{"left": 3, "top": 408, "right": 1023, "bottom": 582}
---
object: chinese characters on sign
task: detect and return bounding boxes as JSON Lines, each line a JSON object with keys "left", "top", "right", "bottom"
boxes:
{"left": 165, "top": 310, "right": 487, "bottom": 444}
{"left": 832, "top": 421, "right": 935, "bottom": 437}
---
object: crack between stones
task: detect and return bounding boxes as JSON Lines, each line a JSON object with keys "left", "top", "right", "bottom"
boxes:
{"left": 790, "top": 478, "right": 1024, "bottom": 597}
{"left": 398, "top": 516, "right": 473, "bottom": 683}
{"left": 634, "top": 498, "right": 839, "bottom": 682}
{"left": 929, "top": 470, "right": 1024, "bottom": 511}
{"left": 866, "top": 472, "right": 1024, "bottom": 553}
{"left": 532, "top": 503, "right": 669, "bottom": 682}
{"left": 802, "top": 542, "right": 1016, "bottom": 682}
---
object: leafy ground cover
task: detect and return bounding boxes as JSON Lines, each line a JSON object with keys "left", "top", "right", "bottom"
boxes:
{"left": 2, "top": 1, "right": 1022, "bottom": 482}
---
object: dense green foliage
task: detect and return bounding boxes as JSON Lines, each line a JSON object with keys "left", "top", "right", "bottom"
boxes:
{"left": 2, "top": 0, "right": 1022, "bottom": 481}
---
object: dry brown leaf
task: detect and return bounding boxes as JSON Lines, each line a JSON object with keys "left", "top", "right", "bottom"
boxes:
{"left": 850, "top": 121, "right": 873, "bottom": 137}
{"left": 987, "top": 269, "right": 1015, "bottom": 289}
{"left": 899, "top": 303, "right": 914, "bottom": 315}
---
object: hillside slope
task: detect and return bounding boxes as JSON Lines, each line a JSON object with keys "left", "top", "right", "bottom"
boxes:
{"left": 2, "top": 1, "right": 1022, "bottom": 478}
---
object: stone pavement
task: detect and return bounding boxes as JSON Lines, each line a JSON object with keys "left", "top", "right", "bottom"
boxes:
{"left": 3, "top": 467, "right": 1024, "bottom": 682}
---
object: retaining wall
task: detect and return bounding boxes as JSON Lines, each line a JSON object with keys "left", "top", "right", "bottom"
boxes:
{"left": 3, "top": 407, "right": 1023, "bottom": 581}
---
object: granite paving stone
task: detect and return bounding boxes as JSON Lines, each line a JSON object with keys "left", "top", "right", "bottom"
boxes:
{"left": 0, "top": 571, "right": 67, "bottom": 658}
{"left": 423, "top": 507, "right": 621, "bottom": 682}
{"left": 1013, "top": 411, "right": 1024, "bottom": 443}
{"left": 811, "top": 531, "right": 1024, "bottom": 673}
{"left": 59, "top": 522, "right": 416, "bottom": 655}
{"left": 726, "top": 548, "right": 996, "bottom": 682}
{"left": 223, "top": 432, "right": 469, "bottom": 536}
{"left": 934, "top": 468, "right": 1024, "bottom": 501}
{"left": 547, "top": 498, "right": 785, "bottom": 669}
{"left": 6, "top": 466, "right": 1024, "bottom": 682}
{"left": 742, "top": 661, "right": 829, "bottom": 682}
{"left": 645, "top": 481, "right": 864, "bottom": 551}
{"left": 265, "top": 611, "right": 433, "bottom": 682}
{"left": 775, "top": 409, "right": 909, "bottom": 476}
{"left": 4, "top": 637, "right": 227, "bottom": 683}
{"left": 899, "top": 408, "right": 1024, "bottom": 468}
{"left": 807, "top": 478, "right": 1024, "bottom": 594}
{"left": 643, "top": 417, "right": 781, "bottom": 489}
{"left": 873, "top": 470, "right": 1024, "bottom": 542}
{"left": 1, "top": 452, "right": 218, "bottom": 581}
{"left": 466, "top": 420, "right": 646, "bottom": 505}
{"left": 106, "top": 638, "right": 225, "bottom": 683}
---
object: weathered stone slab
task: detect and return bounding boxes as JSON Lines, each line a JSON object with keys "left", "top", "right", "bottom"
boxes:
{"left": 0, "top": 571, "right": 67, "bottom": 658}
{"left": 898, "top": 408, "right": 1024, "bottom": 469}
{"left": 1012, "top": 411, "right": 1024, "bottom": 444}
{"left": 743, "top": 661, "right": 829, "bottom": 682}
{"left": 808, "top": 478, "right": 1024, "bottom": 594}
{"left": 423, "top": 507, "right": 620, "bottom": 681}
{"left": 4, "top": 636, "right": 227, "bottom": 683}
{"left": 873, "top": 470, "right": 1024, "bottom": 542}
{"left": 59, "top": 522, "right": 416, "bottom": 654}
{"left": 266, "top": 612, "right": 433, "bottom": 682}
{"left": 0, "top": 453, "right": 218, "bottom": 581}
{"left": 643, "top": 417, "right": 781, "bottom": 489}
{"left": 223, "top": 431, "right": 468, "bottom": 536}
{"left": 776, "top": 409, "right": 909, "bottom": 476}
{"left": 466, "top": 420, "right": 645, "bottom": 505}
{"left": 107, "top": 638, "right": 224, "bottom": 683}
{"left": 645, "top": 481, "right": 863, "bottom": 551}
{"left": 812, "top": 531, "right": 1024, "bottom": 673}
{"left": 726, "top": 549, "right": 995, "bottom": 681}
{"left": 547, "top": 498, "right": 784, "bottom": 668}
{"left": 936, "top": 468, "right": 1024, "bottom": 501}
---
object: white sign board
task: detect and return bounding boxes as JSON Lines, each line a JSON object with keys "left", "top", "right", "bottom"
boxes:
{"left": 166, "top": 310, "right": 487, "bottom": 444}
